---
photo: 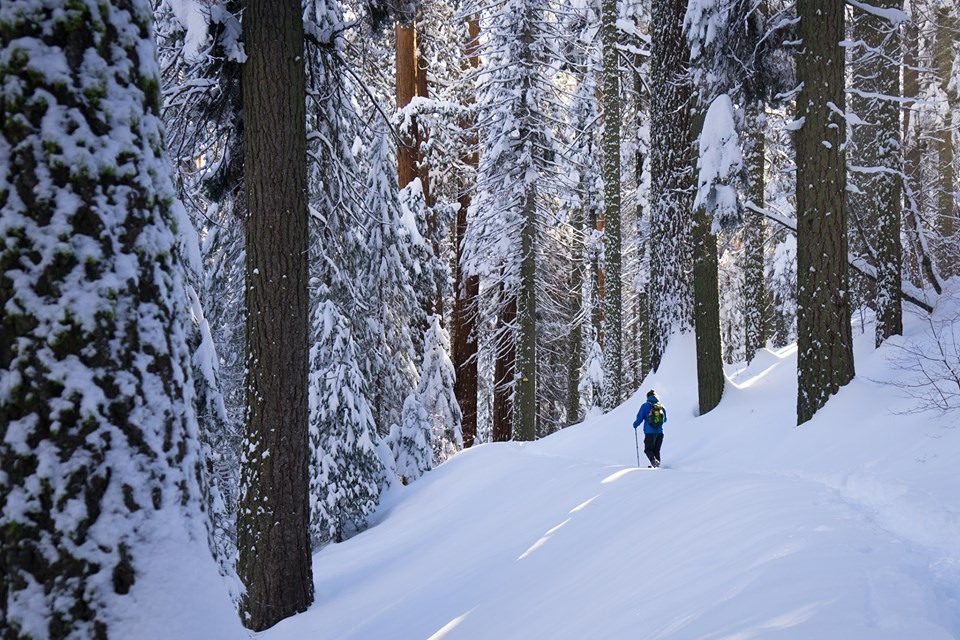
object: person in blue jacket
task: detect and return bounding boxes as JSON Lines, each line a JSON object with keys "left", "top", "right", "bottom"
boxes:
{"left": 633, "top": 390, "right": 667, "bottom": 468}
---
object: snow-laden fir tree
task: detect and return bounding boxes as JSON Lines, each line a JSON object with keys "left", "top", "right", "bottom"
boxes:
{"left": 309, "top": 300, "right": 389, "bottom": 543}
{"left": 362, "top": 134, "right": 422, "bottom": 435}
{"left": 465, "top": 0, "right": 563, "bottom": 441}
{"left": 1, "top": 0, "right": 229, "bottom": 635}
{"left": 304, "top": 0, "right": 392, "bottom": 544}
{"left": 418, "top": 315, "right": 463, "bottom": 464}
{"left": 154, "top": 0, "right": 245, "bottom": 589}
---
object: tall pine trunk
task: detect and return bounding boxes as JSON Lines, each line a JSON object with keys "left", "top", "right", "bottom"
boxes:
{"left": 453, "top": 15, "right": 481, "bottom": 447}
{"left": 600, "top": 0, "right": 623, "bottom": 408}
{"left": 795, "top": 0, "right": 855, "bottom": 425}
{"left": 396, "top": 21, "right": 419, "bottom": 189}
{"left": 649, "top": 0, "right": 694, "bottom": 371}
{"left": 237, "top": 0, "right": 313, "bottom": 629}
{"left": 743, "top": 101, "right": 767, "bottom": 362}
{"left": 515, "top": 188, "right": 538, "bottom": 441}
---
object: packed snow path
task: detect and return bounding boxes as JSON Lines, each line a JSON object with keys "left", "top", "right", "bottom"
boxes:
{"left": 262, "top": 336, "right": 959, "bottom": 640}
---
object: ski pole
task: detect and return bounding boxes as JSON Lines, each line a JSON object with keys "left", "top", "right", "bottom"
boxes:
{"left": 634, "top": 428, "right": 641, "bottom": 467}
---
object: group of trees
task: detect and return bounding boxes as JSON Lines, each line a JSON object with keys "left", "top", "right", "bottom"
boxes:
{"left": 1, "top": 0, "right": 957, "bottom": 635}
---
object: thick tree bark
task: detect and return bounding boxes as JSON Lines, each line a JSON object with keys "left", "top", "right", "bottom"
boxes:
{"left": 795, "top": 0, "right": 855, "bottom": 425}
{"left": 600, "top": 0, "right": 623, "bottom": 408}
{"left": 1, "top": 2, "right": 215, "bottom": 635}
{"left": 453, "top": 16, "right": 480, "bottom": 447}
{"left": 649, "top": 0, "right": 694, "bottom": 371}
{"left": 237, "top": 0, "right": 313, "bottom": 629}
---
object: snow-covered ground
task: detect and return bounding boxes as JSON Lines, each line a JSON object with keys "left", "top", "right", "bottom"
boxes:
{"left": 137, "top": 300, "right": 959, "bottom": 639}
{"left": 247, "top": 303, "right": 959, "bottom": 640}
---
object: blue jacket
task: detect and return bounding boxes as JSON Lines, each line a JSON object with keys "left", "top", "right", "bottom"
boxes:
{"left": 633, "top": 395, "right": 667, "bottom": 434}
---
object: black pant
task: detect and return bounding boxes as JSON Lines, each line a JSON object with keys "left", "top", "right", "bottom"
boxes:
{"left": 644, "top": 433, "right": 663, "bottom": 467}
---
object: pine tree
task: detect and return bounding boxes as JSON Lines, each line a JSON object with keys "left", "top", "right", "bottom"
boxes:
{"left": 363, "top": 134, "right": 421, "bottom": 435}
{"left": 236, "top": 0, "right": 313, "bottom": 628}
{"left": 390, "top": 395, "right": 433, "bottom": 483}
{"left": 303, "top": 0, "right": 393, "bottom": 544}
{"left": 649, "top": 0, "right": 695, "bottom": 370}
{"left": 795, "top": 0, "right": 855, "bottom": 425}
{"left": 308, "top": 300, "right": 387, "bottom": 544}
{"left": 465, "top": 0, "right": 560, "bottom": 441}
{"left": 418, "top": 315, "right": 463, "bottom": 463}
{"left": 1, "top": 0, "right": 227, "bottom": 634}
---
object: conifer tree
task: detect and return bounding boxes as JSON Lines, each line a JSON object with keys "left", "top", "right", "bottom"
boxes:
{"left": 465, "top": 0, "right": 561, "bottom": 440}
{"left": 419, "top": 315, "right": 463, "bottom": 463}
{"left": 649, "top": 0, "right": 695, "bottom": 370}
{"left": 1, "top": 0, "right": 229, "bottom": 634}
{"left": 847, "top": 0, "right": 904, "bottom": 347}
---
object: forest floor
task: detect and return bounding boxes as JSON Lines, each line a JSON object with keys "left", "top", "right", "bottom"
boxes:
{"left": 257, "top": 299, "right": 960, "bottom": 640}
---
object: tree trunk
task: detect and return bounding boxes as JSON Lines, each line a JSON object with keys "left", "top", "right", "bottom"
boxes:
{"left": 453, "top": 15, "right": 481, "bottom": 447}
{"left": 237, "top": 0, "right": 313, "bottom": 629}
{"left": 795, "top": 0, "right": 855, "bottom": 425}
{"left": 902, "top": 15, "right": 924, "bottom": 289}
{"left": 492, "top": 294, "right": 517, "bottom": 441}
{"left": 649, "top": 0, "right": 694, "bottom": 371}
{"left": 875, "top": 0, "right": 904, "bottom": 345}
{"left": 567, "top": 199, "right": 585, "bottom": 425}
{"left": 514, "top": 189, "right": 538, "bottom": 441}
{"left": 690, "top": 109, "right": 724, "bottom": 414}
{"left": 600, "top": 0, "right": 623, "bottom": 409}
{"left": 396, "top": 21, "right": 419, "bottom": 190}
{"left": 743, "top": 101, "right": 767, "bottom": 362}
{"left": 934, "top": 7, "right": 958, "bottom": 276}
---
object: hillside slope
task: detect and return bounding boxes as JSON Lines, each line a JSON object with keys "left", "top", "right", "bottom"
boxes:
{"left": 262, "top": 317, "right": 960, "bottom": 640}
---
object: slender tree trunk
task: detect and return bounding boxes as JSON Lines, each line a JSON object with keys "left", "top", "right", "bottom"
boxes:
{"left": 396, "top": 21, "right": 419, "bottom": 189}
{"left": 600, "top": 0, "right": 622, "bottom": 408}
{"left": 848, "top": 0, "right": 903, "bottom": 347}
{"left": 453, "top": 15, "right": 480, "bottom": 447}
{"left": 934, "top": 7, "right": 958, "bottom": 276}
{"left": 649, "top": 0, "right": 694, "bottom": 371}
{"left": 237, "top": 0, "right": 313, "bottom": 629}
{"left": 515, "top": 188, "right": 538, "bottom": 441}
{"left": 902, "top": 14, "right": 924, "bottom": 288}
{"left": 635, "top": 61, "right": 651, "bottom": 379}
{"left": 743, "top": 101, "right": 767, "bottom": 362}
{"left": 492, "top": 294, "right": 516, "bottom": 441}
{"left": 567, "top": 201, "right": 585, "bottom": 425}
{"left": 795, "top": 0, "right": 855, "bottom": 425}
{"left": 875, "top": 0, "right": 904, "bottom": 345}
